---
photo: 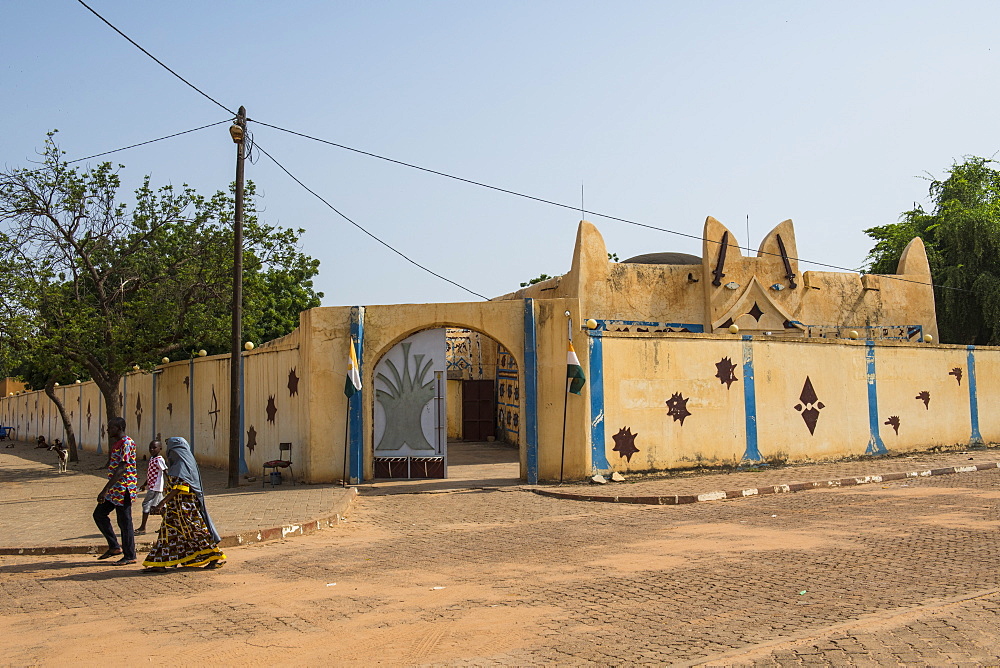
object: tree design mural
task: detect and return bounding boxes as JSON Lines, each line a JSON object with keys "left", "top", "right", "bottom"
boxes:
{"left": 915, "top": 391, "right": 930, "bottom": 409}
{"left": 949, "top": 368, "right": 962, "bottom": 385}
{"left": 376, "top": 342, "right": 436, "bottom": 451}
{"left": 885, "top": 415, "right": 900, "bottom": 434}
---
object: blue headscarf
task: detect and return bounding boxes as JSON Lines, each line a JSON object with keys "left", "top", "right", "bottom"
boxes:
{"left": 165, "top": 436, "right": 221, "bottom": 543}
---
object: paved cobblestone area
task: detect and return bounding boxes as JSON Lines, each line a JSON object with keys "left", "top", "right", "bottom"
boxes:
{"left": 3, "top": 446, "right": 999, "bottom": 665}
{"left": 0, "top": 441, "right": 353, "bottom": 551}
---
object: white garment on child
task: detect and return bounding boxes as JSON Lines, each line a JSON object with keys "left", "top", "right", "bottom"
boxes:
{"left": 147, "top": 455, "right": 168, "bottom": 492}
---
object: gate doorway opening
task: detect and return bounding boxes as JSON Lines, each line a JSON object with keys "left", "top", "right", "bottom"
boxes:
{"left": 371, "top": 327, "right": 520, "bottom": 484}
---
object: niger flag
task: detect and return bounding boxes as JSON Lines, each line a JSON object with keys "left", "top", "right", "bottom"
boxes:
{"left": 345, "top": 340, "right": 362, "bottom": 398}
{"left": 567, "top": 341, "right": 586, "bottom": 395}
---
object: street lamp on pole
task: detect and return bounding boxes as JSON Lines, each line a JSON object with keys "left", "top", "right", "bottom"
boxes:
{"left": 228, "top": 106, "right": 246, "bottom": 488}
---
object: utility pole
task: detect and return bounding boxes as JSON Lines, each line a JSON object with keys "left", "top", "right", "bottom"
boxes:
{"left": 228, "top": 106, "right": 246, "bottom": 488}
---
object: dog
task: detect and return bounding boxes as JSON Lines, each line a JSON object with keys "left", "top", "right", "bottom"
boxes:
{"left": 49, "top": 439, "right": 68, "bottom": 473}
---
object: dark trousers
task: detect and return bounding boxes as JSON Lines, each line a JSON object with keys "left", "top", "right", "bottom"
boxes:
{"left": 93, "top": 499, "right": 135, "bottom": 560}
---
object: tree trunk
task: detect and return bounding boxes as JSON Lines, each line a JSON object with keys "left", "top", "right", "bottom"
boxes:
{"left": 43, "top": 380, "right": 78, "bottom": 463}
{"left": 94, "top": 373, "right": 122, "bottom": 466}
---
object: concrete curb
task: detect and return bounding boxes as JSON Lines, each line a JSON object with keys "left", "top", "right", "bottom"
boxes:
{"left": 530, "top": 462, "right": 1000, "bottom": 506}
{"left": 0, "top": 487, "right": 358, "bottom": 557}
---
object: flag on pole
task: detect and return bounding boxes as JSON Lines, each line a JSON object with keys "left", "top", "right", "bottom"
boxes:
{"left": 345, "top": 339, "right": 362, "bottom": 398}
{"left": 567, "top": 341, "right": 586, "bottom": 395}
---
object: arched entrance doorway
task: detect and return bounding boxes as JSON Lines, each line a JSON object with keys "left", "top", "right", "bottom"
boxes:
{"left": 371, "top": 327, "right": 520, "bottom": 482}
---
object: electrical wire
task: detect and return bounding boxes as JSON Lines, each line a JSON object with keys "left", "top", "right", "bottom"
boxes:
{"left": 251, "top": 119, "right": 971, "bottom": 293}
{"left": 65, "top": 120, "right": 231, "bottom": 165}
{"left": 252, "top": 141, "right": 490, "bottom": 301}
{"left": 14, "top": 120, "right": 230, "bottom": 177}
{"left": 64, "top": 1, "right": 969, "bottom": 295}
{"left": 75, "top": 0, "right": 234, "bottom": 116}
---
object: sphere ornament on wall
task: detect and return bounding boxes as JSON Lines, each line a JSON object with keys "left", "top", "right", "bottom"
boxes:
{"left": 728, "top": 324, "right": 740, "bottom": 334}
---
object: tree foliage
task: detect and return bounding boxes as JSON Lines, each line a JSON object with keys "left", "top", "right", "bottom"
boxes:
{"left": 864, "top": 156, "right": 1000, "bottom": 345}
{"left": 0, "top": 133, "right": 322, "bottom": 434}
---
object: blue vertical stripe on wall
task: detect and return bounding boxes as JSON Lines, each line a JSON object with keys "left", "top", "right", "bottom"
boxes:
{"left": 588, "top": 331, "right": 610, "bottom": 472}
{"left": 348, "top": 306, "right": 365, "bottom": 483}
{"left": 968, "top": 345, "right": 983, "bottom": 444}
{"left": 523, "top": 299, "right": 539, "bottom": 484}
{"left": 741, "top": 336, "right": 761, "bottom": 461}
{"left": 865, "top": 341, "right": 887, "bottom": 455}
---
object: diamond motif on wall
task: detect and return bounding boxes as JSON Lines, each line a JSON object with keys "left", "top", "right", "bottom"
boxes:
{"left": 747, "top": 302, "right": 764, "bottom": 322}
{"left": 793, "top": 376, "right": 825, "bottom": 435}
{"left": 135, "top": 395, "right": 143, "bottom": 432}
{"left": 266, "top": 395, "right": 278, "bottom": 424}
{"left": 208, "top": 387, "right": 221, "bottom": 437}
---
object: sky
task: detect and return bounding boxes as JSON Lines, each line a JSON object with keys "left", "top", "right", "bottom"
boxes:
{"left": 4, "top": 1, "right": 1000, "bottom": 307}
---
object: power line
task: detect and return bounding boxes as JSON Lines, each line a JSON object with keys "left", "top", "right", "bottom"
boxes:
{"left": 252, "top": 141, "right": 489, "bottom": 301}
{"left": 75, "top": 0, "right": 234, "bottom": 116}
{"left": 250, "top": 119, "right": 969, "bottom": 293}
{"left": 15, "top": 120, "right": 230, "bottom": 177}
{"left": 66, "top": 120, "right": 231, "bottom": 165}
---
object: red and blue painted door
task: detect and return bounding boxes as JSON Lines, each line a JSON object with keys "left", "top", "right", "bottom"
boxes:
{"left": 373, "top": 328, "right": 448, "bottom": 479}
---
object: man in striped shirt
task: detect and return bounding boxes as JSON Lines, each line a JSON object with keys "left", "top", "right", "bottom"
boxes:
{"left": 93, "top": 417, "right": 138, "bottom": 565}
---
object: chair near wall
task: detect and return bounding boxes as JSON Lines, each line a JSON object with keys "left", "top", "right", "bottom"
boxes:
{"left": 263, "top": 442, "right": 294, "bottom": 488}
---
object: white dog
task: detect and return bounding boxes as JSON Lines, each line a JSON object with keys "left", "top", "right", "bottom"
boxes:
{"left": 49, "top": 439, "right": 68, "bottom": 473}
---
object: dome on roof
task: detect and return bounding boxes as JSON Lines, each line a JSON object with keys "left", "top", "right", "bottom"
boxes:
{"left": 622, "top": 252, "right": 701, "bottom": 265}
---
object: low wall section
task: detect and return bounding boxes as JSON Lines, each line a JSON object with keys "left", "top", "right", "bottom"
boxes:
{"left": 587, "top": 332, "right": 997, "bottom": 473}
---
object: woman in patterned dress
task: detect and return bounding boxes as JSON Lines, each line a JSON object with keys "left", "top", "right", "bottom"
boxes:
{"left": 141, "top": 437, "right": 226, "bottom": 573}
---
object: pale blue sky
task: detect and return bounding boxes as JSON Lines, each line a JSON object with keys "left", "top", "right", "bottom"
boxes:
{"left": 4, "top": 1, "right": 999, "bottom": 306}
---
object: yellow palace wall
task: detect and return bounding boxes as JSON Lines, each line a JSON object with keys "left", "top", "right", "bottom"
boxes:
{"left": 2, "top": 310, "right": 995, "bottom": 484}
{"left": 586, "top": 333, "right": 996, "bottom": 473}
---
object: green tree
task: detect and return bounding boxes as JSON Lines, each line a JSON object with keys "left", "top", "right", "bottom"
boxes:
{"left": 864, "top": 156, "right": 1000, "bottom": 345}
{"left": 0, "top": 133, "right": 322, "bottom": 444}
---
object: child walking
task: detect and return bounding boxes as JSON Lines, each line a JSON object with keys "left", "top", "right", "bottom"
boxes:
{"left": 137, "top": 440, "right": 167, "bottom": 535}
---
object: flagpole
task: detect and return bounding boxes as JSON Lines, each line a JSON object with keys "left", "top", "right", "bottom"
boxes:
{"left": 343, "top": 336, "right": 354, "bottom": 488}
{"left": 342, "top": 401, "right": 350, "bottom": 488}
{"left": 559, "top": 312, "right": 572, "bottom": 484}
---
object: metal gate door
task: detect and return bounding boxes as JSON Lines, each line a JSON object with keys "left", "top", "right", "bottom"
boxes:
{"left": 373, "top": 328, "right": 447, "bottom": 479}
{"left": 461, "top": 380, "right": 495, "bottom": 441}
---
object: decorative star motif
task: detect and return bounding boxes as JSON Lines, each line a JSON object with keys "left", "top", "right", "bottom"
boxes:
{"left": 949, "top": 368, "right": 963, "bottom": 385}
{"left": 748, "top": 302, "right": 765, "bottom": 322}
{"left": 885, "top": 415, "right": 900, "bottom": 435}
{"left": 665, "top": 392, "right": 692, "bottom": 425}
{"left": 266, "top": 395, "right": 278, "bottom": 423}
{"left": 916, "top": 391, "right": 930, "bottom": 409}
{"left": 612, "top": 426, "right": 640, "bottom": 462}
{"left": 715, "top": 357, "right": 739, "bottom": 389}
{"left": 793, "top": 376, "right": 825, "bottom": 435}
{"left": 288, "top": 368, "right": 299, "bottom": 397}
{"left": 246, "top": 425, "right": 257, "bottom": 454}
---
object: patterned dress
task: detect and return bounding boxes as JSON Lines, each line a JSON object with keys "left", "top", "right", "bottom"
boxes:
{"left": 142, "top": 476, "right": 226, "bottom": 568}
